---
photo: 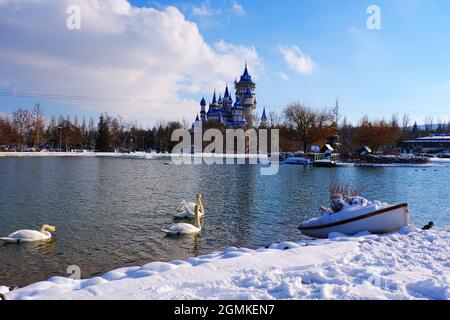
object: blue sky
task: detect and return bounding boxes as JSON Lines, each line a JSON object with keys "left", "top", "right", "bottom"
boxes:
{"left": 1, "top": 0, "right": 450, "bottom": 126}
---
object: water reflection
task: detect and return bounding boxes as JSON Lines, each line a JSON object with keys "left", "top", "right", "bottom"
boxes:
{"left": 1, "top": 239, "right": 56, "bottom": 255}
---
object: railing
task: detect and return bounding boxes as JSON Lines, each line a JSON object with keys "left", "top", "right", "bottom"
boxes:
{"left": 314, "top": 153, "right": 340, "bottom": 161}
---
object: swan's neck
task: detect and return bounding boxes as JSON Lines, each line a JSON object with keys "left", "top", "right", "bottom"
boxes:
{"left": 197, "top": 198, "right": 204, "bottom": 213}
{"left": 40, "top": 230, "right": 51, "bottom": 237}
{"left": 194, "top": 211, "right": 201, "bottom": 229}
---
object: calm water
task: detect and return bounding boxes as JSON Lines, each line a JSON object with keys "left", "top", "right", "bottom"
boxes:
{"left": 0, "top": 157, "right": 449, "bottom": 287}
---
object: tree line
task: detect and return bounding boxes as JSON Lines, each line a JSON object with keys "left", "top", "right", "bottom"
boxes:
{"left": 1, "top": 102, "right": 449, "bottom": 154}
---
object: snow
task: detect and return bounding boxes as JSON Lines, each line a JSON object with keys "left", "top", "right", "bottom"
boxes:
{"left": 431, "top": 157, "right": 450, "bottom": 164}
{"left": 2, "top": 227, "right": 449, "bottom": 300}
{"left": 0, "top": 286, "right": 9, "bottom": 295}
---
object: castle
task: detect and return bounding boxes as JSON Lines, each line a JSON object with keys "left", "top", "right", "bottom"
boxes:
{"left": 192, "top": 64, "right": 267, "bottom": 129}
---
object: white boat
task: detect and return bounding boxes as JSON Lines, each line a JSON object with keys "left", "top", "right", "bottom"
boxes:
{"left": 298, "top": 203, "right": 411, "bottom": 238}
{"left": 282, "top": 157, "right": 310, "bottom": 165}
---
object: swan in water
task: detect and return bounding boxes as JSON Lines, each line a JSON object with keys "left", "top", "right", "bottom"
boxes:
{"left": 163, "top": 198, "right": 204, "bottom": 235}
{"left": 174, "top": 194, "right": 204, "bottom": 219}
{"left": 0, "top": 225, "right": 56, "bottom": 243}
{"left": 175, "top": 200, "right": 196, "bottom": 213}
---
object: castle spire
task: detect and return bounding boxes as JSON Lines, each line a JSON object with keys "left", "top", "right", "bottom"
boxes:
{"left": 224, "top": 84, "right": 230, "bottom": 98}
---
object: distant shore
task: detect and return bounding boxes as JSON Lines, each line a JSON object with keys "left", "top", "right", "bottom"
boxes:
{"left": 1, "top": 152, "right": 449, "bottom": 167}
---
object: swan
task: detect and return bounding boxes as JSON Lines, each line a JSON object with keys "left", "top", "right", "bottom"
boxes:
{"left": 163, "top": 197, "right": 204, "bottom": 235}
{"left": 0, "top": 225, "right": 56, "bottom": 243}
{"left": 175, "top": 200, "right": 196, "bottom": 213}
{"left": 174, "top": 194, "right": 204, "bottom": 219}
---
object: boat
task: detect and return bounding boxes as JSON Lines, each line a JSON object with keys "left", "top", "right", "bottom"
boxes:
{"left": 298, "top": 200, "right": 411, "bottom": 238}
{"left": 313, "top": 159, "right": 337, "bottom": 167}
{"left": 282, "top": 157, "right": 310, "bottom": 165}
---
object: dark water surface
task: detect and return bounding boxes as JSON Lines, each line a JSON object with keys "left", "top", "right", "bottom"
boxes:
{"left": 0, "top": 157, "right": 448, "bottom": 287}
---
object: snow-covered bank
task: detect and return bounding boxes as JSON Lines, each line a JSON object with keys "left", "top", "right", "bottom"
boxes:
{"left": 337, "top": 163, "right": 441, "bottom": 168}
{"left": 431, "top": 157, "right": 450, "bottom": 164}
{"left": 2, "top": 227, "right": 449, "bottom": 300}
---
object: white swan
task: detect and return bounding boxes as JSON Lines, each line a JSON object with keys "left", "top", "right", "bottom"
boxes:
{"left": 174, "top": 194, "right": 204, "bottom": 219}
{"left": 164, "top": 196, "right": 204, "bottom": 235}
{"left": 175, "top": 200, "right": 196, "bottom": 212}
{"left": 0, "top": 225, "right": 56, "bottom": 243}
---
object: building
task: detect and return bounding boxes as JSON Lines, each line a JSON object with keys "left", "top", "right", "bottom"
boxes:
{"left": 193, "top": 64, "right": 266, "bottom": 129}
{"left": 400, "top": 134, "right": 450, "bottom": 153}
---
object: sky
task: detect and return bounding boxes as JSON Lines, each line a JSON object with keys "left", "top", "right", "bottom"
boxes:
{"left": 1, "top": 0, "right": 450, "bottom": 127}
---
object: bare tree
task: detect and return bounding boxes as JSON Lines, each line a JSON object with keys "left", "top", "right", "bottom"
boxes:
{"left": 32, "top": 102, "right": 45, "bottom": 147}
{"left": 268, "top": 111, "right": 282, "bottom": 128}
{"left": 284, "top": 103, "right": 336, "bottom": 152}
{"left": 424, "top": 116, "right": 433, "bottom": 134}
{"left": 13, "top": 108, "right": 34, "bottom": 145}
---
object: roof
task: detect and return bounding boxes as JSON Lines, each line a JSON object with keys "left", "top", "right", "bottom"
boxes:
{"left": 233, "top": 98, "right": 242, "bottom": 109}
{"left": 261, "top": 108, "right": 267, "bottom": 121}
{"left": 239, "top": 64, "right": 254, "bottom": 84}
{"left": 321, "top": 144, "right": 335, "bottom": 153}
{"left": 224, "top": 85, "right": 230, "bottom": 98}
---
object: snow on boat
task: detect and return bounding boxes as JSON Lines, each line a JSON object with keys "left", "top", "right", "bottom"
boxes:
{"left": 282, "top": 157, "right": 310, "bottom": 165}
{"left": 298, "top": 197, "right": 411, "bottom": 238}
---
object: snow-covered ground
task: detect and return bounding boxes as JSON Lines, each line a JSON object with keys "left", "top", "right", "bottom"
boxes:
{"left": 2, "top": 227, "right": 448, "bottom": 300}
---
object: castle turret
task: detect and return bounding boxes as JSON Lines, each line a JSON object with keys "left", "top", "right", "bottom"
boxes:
{"left": 200, "top": 97, "right": 206, "bottom": 122}
{"left": 235, "top": 63, "right": 256, "bottom": 127}
{"left": 192, "top": 113, "right": 202, "bottom": 130}
{"left": 260, "top": 108, "right": 268, "bottom": 127}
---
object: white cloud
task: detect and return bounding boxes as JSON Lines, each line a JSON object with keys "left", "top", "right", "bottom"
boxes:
{"left": 192, "top": 4, "right": 213, "bottom": 16}
{"left": 0, "top": 0, "right": 262, "bottom": 125}
{"left": 278, "top": 45, "right": 315, "bottom": 75}
{"left": 231, "top": 2, "right": 245, "bottom": 16}
{"left": 276, "top": 72, "right": 289, "bottom": 81}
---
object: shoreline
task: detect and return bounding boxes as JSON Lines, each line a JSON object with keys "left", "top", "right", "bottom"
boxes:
{"left": 1, "top": 152, "right": 448, "bottom": 166}
{"left": 2, "top": 227, "right": 449, "bottom": 300}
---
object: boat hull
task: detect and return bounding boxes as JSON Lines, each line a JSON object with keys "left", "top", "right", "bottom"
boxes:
{"left": 298, "top": 203, "right": 410, "bottom": 238}
{"left": 313, "top": 160, "right": 337, "bottom": 167}
{"left": 282, "top": 157, "right": 310, "bottom": 165}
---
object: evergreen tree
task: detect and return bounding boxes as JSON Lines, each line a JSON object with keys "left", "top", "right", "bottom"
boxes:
{"left": 412, "top": 122, "right": 419, "bottom": 137}
{"left": 95, "top": 115, "right": 111, "bottom": 152}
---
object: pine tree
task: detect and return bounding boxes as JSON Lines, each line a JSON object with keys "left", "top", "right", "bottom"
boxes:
{"left": 412, "top": 122, "right": 419, "bottom": 137}
{"left": 95, "top": 115, "right": 111, "bottom": 152}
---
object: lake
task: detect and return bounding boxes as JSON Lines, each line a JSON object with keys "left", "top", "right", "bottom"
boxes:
{"left": 0, "top": 157, "right": 449, "bottom": 287}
